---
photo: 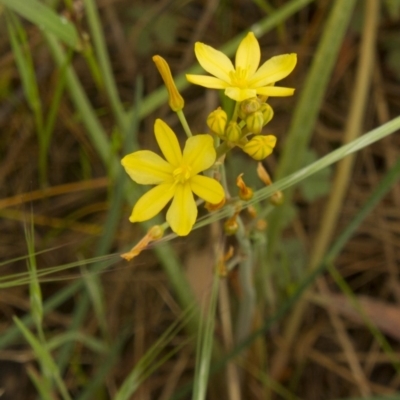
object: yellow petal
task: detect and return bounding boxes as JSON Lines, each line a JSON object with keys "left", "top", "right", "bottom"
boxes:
{"left": 186, "top": 74, "right": 229, "bottom": 89}
{"left": 154, "top": 119, "right": 182, "bottom": 167}
{"left": 166, "top": 183, "right": 197, "bottom": 236}
{"left": 224, "top": 87, "right": 257, "bottom": 102}
{"left": 194, "top": 42, "right": 234, "bottom": 82}
{"left": 129, "top": 183, "right": 175, "bottom": 222}
{"left": 190, "top": 175, "right": 225, "bottom": 204}
{"left": 182, "top": 134, "right": 216, "bottom": 175}
{"left": 121, "top": 151, "right": 173, "bottom": 184}
{"left": 235, "top": 32, "right": 260, "bottom": 77}
{"left": 256, "top": 86, "right": 295, "bottom": 97}
{"left": 249, "top": 54, "right": 297, "bottom": 87}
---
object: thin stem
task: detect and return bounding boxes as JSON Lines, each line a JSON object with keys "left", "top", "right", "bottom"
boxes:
{"left": 230, "top": 102, "right": 240, "bottom": 122}
{"left": 234, "top": 216, "right": 255, "bottom": 344}
{"left": 177, "top": 110, "right": 193, "bottom": 138}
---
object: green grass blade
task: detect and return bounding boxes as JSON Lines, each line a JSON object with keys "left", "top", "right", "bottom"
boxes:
{"left": 83, "top": 0, "right": 129, "bottom": 134}
{"left": 13, "top": 316, "right": 72, "bottom": 400}
{"left": 268, "top": 0, "right": 358, "bottom": 252}
{"left": 6, "top": 12, "right": 42, "bottom": 116}
{"left": 0, "top": 255, "right": 118, "bottom": 350}
{"left": 47, "top": 331, "right": 108, "bottom": 354}
{"left": 76, "top": 329, "right": 130, "bottom": 400}
{"left": 24, "top": 219, "right": 43, "bottom": 336}
{"left": 171, "top": 155, "right": 400, "bottom": 399}
{"left": 114, "top": 309, "right": 192, "bottom": 400}
{"left": 26, "top": 366, "right": 54, "bottom": 400}
{"left": 328, "top": 264, "right": 400, "bottom": 372}
{"left": 200, "top": 115, "right": 400, "bottom": 227}
{"left": 192, "top": 274, "right": 220, "bottom": 400}
{"left": 0, "top": 0, "right": 80, "bottom": 49}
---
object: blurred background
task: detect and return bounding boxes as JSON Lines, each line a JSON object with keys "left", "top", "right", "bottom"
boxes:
{"left": 0, "top": 0, "right": 400, "bottom": 399}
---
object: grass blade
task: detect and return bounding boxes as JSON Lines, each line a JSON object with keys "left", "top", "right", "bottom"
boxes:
{"left": 0, "top": 0, "right": 80, "bottom": 49}
{"left": 268, "top": 0, "right": 358, "bottom": 252}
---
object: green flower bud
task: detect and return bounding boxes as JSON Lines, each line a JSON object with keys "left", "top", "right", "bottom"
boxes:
{"left": 260, "top": 103, "right": 274, "bottom": 126}
{"left": 207, "top": 108, "right": 227, "bottom": 137}
{"left": 225, "top": 122, "right": 242, "bottom": 144}
{"left": 270, "top": 191, "right": 284, "bottom": 206}
{"left": 242, "top": 135, "right": 277, "bottom": 160}
{"left": 240, "top": 97, "right": 260, "bottom": 115}
{"left": 245, "top": 111, "right": 264, "bottom": 134}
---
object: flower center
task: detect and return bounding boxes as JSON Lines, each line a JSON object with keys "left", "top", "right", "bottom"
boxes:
{"left": 229, "top": 67, "right": 249, "bottom": 88}
{"left": 173, "top": 164, "right": 192, "bottom": 183}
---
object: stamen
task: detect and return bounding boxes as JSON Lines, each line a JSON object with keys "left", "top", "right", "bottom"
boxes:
{"left": 173, "top": 164, "right": 192, "bottom": 183}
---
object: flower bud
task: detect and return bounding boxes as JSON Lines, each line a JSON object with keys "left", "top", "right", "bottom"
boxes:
{"left": 225, "top": 122, "right": 242, "bottom": 144}
{"left": 153, "top": 55, "right": 184, "bottom": 112}
{"left": 245, "top": 111, "right": 264, "bottom": 134}
{"left": 224, "top": 217, "right": 238, "bottom": 235}
{"left": 148, "top": 225, "right": 164, "bottom": 240}
{"left": 207, "top": 108, "right": 227, "bottom": 137}
{"left": 260, "top": 103, "right": 274, "bottom": 126}
{"left": 236, "top": 174, "right": 253, "bottom": 200}
{"left": 247, "top": 205, "right": 257, "bottom": 218}
{"left": 270, "top": 191, "right": 284, "bottom": 206}
{"left": 242, "top": 135, "right": 277, "bottom": 160}
{"left": 240, "top": 97, "right": 260, "bottom": 115}
{"left": 256, "top": 219, "right": 268, "bottom": 231}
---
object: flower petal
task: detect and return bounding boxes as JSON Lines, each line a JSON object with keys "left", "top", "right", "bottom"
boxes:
{"left": 249, "top": 54, "right": 297, "bottom": 87}
{"left": 154, "top": 119, "right": 182, "bottom": 167}
{"left": 121, "top": 151, "right": 173, "bottom": 184}
{"left": 190, "top": 175, "right": 225, "bottom": 204}
{"left": 186, "top": 74, "right": 229, "bottom": 89}
{"left": 182, "top": 134, "right": 216, "bottom": 175}
{"left": 194, "top": 42, "right": 234, "bottom": 82}
{"left": 224, "top": 87, "right": 257, "bottom": 102}
{"left": 166, "top": 183, "right": 197, "bottom": 236}
{"left": 235, "top": 32, "right": 260, "bottom": 77}
{"left": 256, "top": 86, "right": 295, "bottom": 97}
{"left": 129, "top": 183, "right": 175, "bottom": 222}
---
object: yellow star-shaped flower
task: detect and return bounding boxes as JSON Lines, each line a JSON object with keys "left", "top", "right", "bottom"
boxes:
{"left": 121, "top": 119, "right": 225, "bottom": 236}
{"left": 186, "top": 32, "right": 297, "bottom": 102}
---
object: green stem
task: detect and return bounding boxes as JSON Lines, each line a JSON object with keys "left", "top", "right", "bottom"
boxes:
{"left": 234, "top": 216, "right": 255, "bottom": 344}
{"left": 177, "top": 110, "right": 193, "bottom": 138}
{"left": 230, "top": 102, "right": 240, "bottom": 122}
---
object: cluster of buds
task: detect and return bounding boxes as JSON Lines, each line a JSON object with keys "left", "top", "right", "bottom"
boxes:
{"left": 206, "top": 97, "right": 277, "bottom": 161}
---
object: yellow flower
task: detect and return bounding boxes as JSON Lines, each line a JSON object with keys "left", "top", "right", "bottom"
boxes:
{"left": 186, "top": 32, "right": 297, "bottom": 102}
{"left": 121, "top": 119, "right": 225, "bottom": 236}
